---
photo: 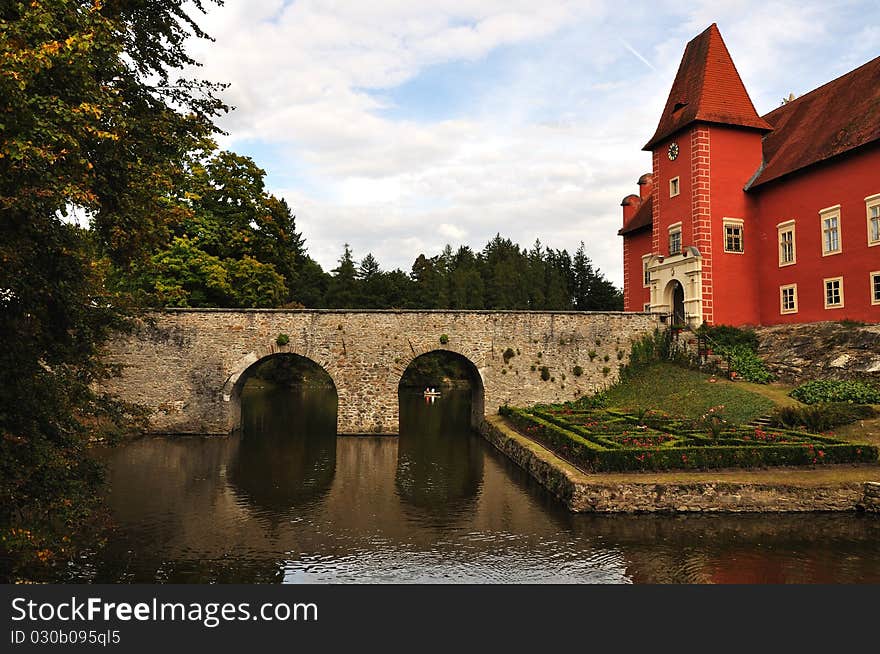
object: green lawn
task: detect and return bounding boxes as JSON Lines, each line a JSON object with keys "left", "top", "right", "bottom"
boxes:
{"left": 605, "top": 363, "right": 774, "bottom": 424}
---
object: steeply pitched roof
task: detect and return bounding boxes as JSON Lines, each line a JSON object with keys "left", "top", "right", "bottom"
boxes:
{"left": 644, "top": 24, "right": 771, "bottom": 151}
{"left": 749, "top": 56, "right": 880, "bottom": 188}
{"left": 618, "top": 196, "right": 653, "bottom": 236}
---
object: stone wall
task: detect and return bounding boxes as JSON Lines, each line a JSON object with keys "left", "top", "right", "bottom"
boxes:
{"left": 101, "top": 309, "right": 657, "bottom": 435}
{"left": 864, "top": 482, "right": 880, "bottom": 513}
{"left": 482, "top": 415, "right": 880, "bottom": 513}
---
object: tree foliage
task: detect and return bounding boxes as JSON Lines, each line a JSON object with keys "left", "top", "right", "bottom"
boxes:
{"left": 0, "top": 0, "right": 225, "bottom": 579}
{"left": 119, "top": 150, "right": 304, "bottom": 307}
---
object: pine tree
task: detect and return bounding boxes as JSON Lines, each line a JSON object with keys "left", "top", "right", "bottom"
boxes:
{"left": 357, "top": 253, "right": 381, "bottom": 280}
{"left": 325, "top": 244, "right": 359, "bottom": 308}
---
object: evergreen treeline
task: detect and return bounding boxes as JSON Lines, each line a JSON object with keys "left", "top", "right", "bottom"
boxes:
{"left": 320, "top": 237, "right": 622, "bottom": 311}
{"left": 116, "top": 152, "right": 622, "bottom": 311}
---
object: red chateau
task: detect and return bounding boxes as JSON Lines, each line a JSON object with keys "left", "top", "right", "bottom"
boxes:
{"left": 619, "top": 23, "right": 880, "bottom": 327}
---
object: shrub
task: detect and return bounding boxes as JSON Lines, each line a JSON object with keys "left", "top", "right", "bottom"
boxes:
{"left": 699, "top": 324, "right": 759, "bottom": 351}
{"left": 624, "top": 329, "right": 669, "bottom": 371}
{"left": 503, "top": 347, "right": 516, "bottom": 364}
{"left": 696, "top": 325, "right": 771, "bottom": 383}
{"left": 540, "top": 366, "right": 551, "bottom": 381}
{"left": 769, "top": 403, "right": 878, "bottom": 432}
{"left": 569, "top": 392, "right": 608, "bottom": 409}
{"left": 588, "top": 350, "right": 597, "bottom": 361}
{"left": 603, "top": 354, "right": 610, "bottom": 362}
{"left": 791, "top": 380, "right": 880, "bottom": 405}
{"left": 699, "top": 405, "right": 727, "bottom": 438}
{"left": 602, "top": 366, "right": 611, "bottom": 377}
{"left": 573, "top": 365, "right": 584, "bottom": 377}
{"left": 439, "top": 334, "right": 449, "bottom": 345}
{"left": 726, "top": 345, "right": 773, "bottom": 384}
{"left": 275, "top": 333, "right": 290, "bottom": 346}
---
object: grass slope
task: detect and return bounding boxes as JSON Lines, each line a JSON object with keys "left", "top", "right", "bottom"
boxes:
{"left": 605, "top": 363, "right": 774, "bottom": 425}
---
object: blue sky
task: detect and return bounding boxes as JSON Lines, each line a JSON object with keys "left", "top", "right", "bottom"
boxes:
{"left": 186, "top": 0, "right": 880, "bottom": 285}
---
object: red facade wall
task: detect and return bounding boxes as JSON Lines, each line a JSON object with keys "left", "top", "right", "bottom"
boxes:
{"left": 623, "top": 227, "right": 652, "bottom": 312}
{"left": 752, "top": 145, "right": 880, "bottom": 325}
{"left": 705, "top": 126, "right": 764, "bottom": 326}
{"left": 652, "top": 134, "right": 694, "bottom": 253}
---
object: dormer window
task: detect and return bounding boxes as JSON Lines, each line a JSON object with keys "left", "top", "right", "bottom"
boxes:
{"left": 672, "top": 101, "right": 688, "bottom": 112}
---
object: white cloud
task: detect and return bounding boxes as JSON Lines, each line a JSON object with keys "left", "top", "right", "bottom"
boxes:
{"left": 181, "top": 0, "right": 880, "bottom": 286}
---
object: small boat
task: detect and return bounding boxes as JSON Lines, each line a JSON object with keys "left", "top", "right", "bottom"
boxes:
{"left": 423, "top": 387, "right": 441, "bottom": 397}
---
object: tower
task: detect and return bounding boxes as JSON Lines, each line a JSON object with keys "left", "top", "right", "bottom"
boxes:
{"left": 642, "top": 24, "right": 770, "bottom": 326}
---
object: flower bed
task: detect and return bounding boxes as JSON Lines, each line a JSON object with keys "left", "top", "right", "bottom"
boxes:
{"left": 499, "top": 405, "right": 878, "bottom": 472}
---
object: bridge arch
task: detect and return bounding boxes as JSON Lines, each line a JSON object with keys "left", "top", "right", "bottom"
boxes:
{"left": 397, "top": 348, "right": 485, "bottom": 430}
{"left": 224, "top": 350, "right": 339, "bottom": 433}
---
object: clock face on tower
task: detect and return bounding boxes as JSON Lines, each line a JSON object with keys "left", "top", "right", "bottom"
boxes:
{"left": 667, "top": 142, "right": 679, "bottom": 160}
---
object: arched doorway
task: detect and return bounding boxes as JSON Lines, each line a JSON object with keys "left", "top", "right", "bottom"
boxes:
{"left": 668, "top": 280, "right": 686, "bottom": 325}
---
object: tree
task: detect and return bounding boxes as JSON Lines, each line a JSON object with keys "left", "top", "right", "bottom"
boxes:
{"left": 120, "top": 150, "right": 302, "bottom": 308}
{"left": 0, "top": 0, "right": 226, "bottom": 579}
{"left": 410, "top": 254, "right": 448, "bottom": 309}
{"left": 325, "top": 244, "right": 359, "bottom": 308}
{"left": 357, "top": 253, "right": 381, "bottom": 281}
{"left": 482, "top": 234, "right": 529, "bottom": 309}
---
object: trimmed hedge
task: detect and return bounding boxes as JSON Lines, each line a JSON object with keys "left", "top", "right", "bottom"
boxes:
{"left": 499, "top": 406, "right": 878, "bottom": 472}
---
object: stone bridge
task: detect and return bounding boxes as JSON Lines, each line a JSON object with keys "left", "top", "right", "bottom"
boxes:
{"left": 101, "top": 309, "right": 658, "bottom": 435}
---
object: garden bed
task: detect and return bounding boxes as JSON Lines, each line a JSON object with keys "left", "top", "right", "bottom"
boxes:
{"left": 500, "top": 405, "right": 878, "bottom": 473}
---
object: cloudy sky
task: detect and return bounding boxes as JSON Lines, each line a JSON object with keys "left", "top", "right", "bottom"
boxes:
{"left": 185, "top": 0, "right": 879, "bottom": 285}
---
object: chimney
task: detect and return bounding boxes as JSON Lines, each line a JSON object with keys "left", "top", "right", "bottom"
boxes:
{"left": 621, "top": 194, "right": 640, "bottom": 225}
{"left": 638, "top": 173, "right": 653, "bottom": 201}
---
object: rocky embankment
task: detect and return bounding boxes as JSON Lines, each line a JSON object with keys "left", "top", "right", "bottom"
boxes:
{"left": 755, "top": 322, "right": 880, "bottom": 385}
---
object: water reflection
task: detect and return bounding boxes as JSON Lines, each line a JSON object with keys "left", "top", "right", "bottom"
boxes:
{"left": 78, "top": 384, "right": 880, "bottom": 584}
{"left": 228, "top": 384, "right": 337, "bottom": 515}
{"left": 396, "top": 390, "right": 483, "bottom": 522}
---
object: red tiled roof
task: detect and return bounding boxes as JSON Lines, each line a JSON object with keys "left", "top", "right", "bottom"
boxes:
{"left": 749, "top": 56, "right": 880, "bottom": 188}
{"left": 618, "top": 196, "right": 653, "bottom": 235}
{"left": 644, "top": 24, "right": 771, "bottom": 151}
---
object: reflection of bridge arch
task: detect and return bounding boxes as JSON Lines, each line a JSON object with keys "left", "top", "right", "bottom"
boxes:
{"left": 396, "top": 349, "right": 485, "bottom": 430}
{"left": 226, "top": 354, "right": 338, "bottom": 514}
{"left": 224, "top": 351, "right": 339, "bottom": 433}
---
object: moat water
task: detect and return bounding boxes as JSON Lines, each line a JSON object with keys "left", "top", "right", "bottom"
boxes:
{"left": 69, "top": 386, "right": 880, "bottom": 583}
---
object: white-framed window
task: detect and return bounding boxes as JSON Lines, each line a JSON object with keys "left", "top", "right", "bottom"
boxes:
{"left": 723, "top": 219, "right": 744, "bottom": 253}
{"left": 820, "top": 205, "right": 842, "bottom": 256}
{"left": 642, "top": 254, "right": 652, "bottom": 287}
{"left": 669, "top": 177, "right": 680, "bottom": 198}
{"left": 824, "top": 276, "right": 844, "bottom": 309}
{"left": 668, "top": 222, "right": 682, "bottom": 256}
{"left": 777, "top": 220, "right": 796, "bottom": 266}
{"left": 780, "top": 284, "right": 798, "bottom": 314}
{"left": 871, "top": 271, "right": 880, "bottom": 305}
{"left": 867, "top": 193, "right": 880, "bottom": 246}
